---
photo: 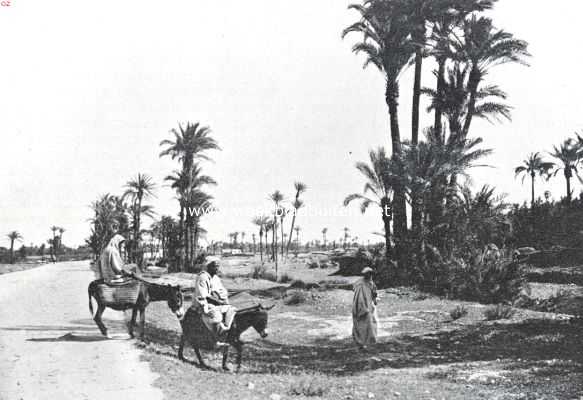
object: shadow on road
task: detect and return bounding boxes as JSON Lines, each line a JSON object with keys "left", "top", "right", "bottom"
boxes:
{"left": 27, "top": 333, "right": 111, "bottom": 342}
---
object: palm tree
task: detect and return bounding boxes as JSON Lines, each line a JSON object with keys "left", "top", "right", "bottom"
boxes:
{"left": 253, "top": 216, "right": 269, "bottom": 262}
{"left": 123, "top": 173, "right": 156, "bottom": 263}
{"left": 7, "top": 231, "right": 23, "bottom": 264}
{"left": 269, "top": 190, "right": 284, "bottom": 273}
{"left": 549, "top": 138, "right": 581, "bottom": 202}
{"left": 294, "top": 226, "right": 301, "bottom": 251}
{"left": 343, "top": 228, "right": 350, "bottom": 249}
{"left": 322, "top": 228, "right": 328, "bottom": 249}
{"left": 50, "top": 226, "right": 59, "bottom": 262}
{"left": 286, "top": 182, "right": 307, "bottom": 255}
{"left": 159, "top": 122, "right": 220, "bottom": 171}
{"left": 514, "top": 152, "right": 554, "bottom": 207}
{"left": 449, "top": 15, "right": 530, "bottom": 137}
{"left": 344, "top": 147, "right": 395, "bottom": 258}
{"left": 343, "top": 0, "right": 416, "bottom": 250}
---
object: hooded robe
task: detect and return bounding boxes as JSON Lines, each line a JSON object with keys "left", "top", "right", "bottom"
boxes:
{"left": 352, "top": 277, "right": 378, "bottom": 346}
{"left": 98, "top": 234, "right": 126, "bottom": 282}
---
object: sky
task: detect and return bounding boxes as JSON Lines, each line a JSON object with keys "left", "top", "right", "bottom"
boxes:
{"left": 1, "top": 0, "right": 582, "bottom": 248}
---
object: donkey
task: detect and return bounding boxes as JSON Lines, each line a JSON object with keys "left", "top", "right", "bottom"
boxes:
{"left": 88, "top": 278, "right": 184, "bottom": 338}
{"left": 178, "top": 304, "right": 272, "bottom": 372}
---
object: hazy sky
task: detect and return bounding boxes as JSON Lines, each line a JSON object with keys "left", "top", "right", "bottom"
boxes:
{"left": 1, "top": 0, "right": 582, "bottom": 248}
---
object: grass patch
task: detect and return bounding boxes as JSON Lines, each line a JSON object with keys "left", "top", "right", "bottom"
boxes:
{"left": 484, "top": 304, "right": 516, "bottom": 321}
{"left": 289, "top": 375, "right": 329, "bottom": 397}
{"left": 450, "top": 305, "right": 468, "bottom": 321}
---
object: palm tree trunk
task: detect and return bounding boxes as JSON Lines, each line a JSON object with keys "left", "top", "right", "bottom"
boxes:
{"left": 280, "top": 218, "right": 285, "bottom": 258}
{"left": 531, "top": 173, "right": 535, "bottom": 208}
{"left": 179, "top": 205, "right": 185, "bottom": 270}
{"left": 386, "top": 78, "right": 407, "bottom": 274}
{"left": 412, "top": 50, "right": 422, "bottom": 146}
{"left": 286, "top": 212, "right": 297, "bottom": 255}
{"left": 566, "top": 174, "right": 572, "bottom": 202}
{"left": 9, "top": 240, "right": 14, "bottom": 264}
{"left": 462, "top": 67, "right": 481, "bottom": 137}
{"left": 259, "top": 231, "right": 263, "bottom": 262}
{"left": 434, "top": 58, "right": 445, "bottom": 137}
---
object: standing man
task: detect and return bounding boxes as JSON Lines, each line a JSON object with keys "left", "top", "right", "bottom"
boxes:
{"left": 352, "top": 266, "right": 378, "bottom": 350}
{"left": 193, "top": 256, "right": 237, "bottom": 338}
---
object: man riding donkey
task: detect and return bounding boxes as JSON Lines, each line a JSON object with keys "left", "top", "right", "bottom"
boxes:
{"left": 98, "top": 234, "right": 134, "bottom": 283}
{"left": 193, "top": 256, "right": 237, "bottom": 345}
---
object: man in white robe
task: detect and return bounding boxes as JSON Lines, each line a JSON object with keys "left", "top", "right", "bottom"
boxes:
{"left": 193, "top": 257, "right": 237, "bottom": 338}
{"left": 98, "top": 234, "right": 130, "bottom": 283}
{"left": 352, "top": 266, "right": 378, "bottom": 350}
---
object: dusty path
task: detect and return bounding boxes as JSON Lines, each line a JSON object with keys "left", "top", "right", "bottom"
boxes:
{"left": 0, "top": 261, "right": 164, "bottom": 400}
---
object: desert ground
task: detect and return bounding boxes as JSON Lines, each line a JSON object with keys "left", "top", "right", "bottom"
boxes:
{"left": 1, "top": 257, "right": 582, "bottom": 400}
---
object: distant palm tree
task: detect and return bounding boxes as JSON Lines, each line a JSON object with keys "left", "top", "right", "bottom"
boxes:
{"left": 294, "top": 226, "right": 301, "bottom": 250}
{"left": 124, "top": 173, "right": 156, "bottom": 262}
{"left": 50, "top": 226, "right": 59, "bottom": 262}
{"left": 269, "top": 190, "right": 284, "bottom": 273}
{"left": 7, "top": 231, "right": 23, "bottom": 264}
{"left": 286, "top": 182, "right": 307, "bottom": 255}
{"left": 343, "top": 228, "right": 350, "bottom": 249}
{"left": 514, "top": 152, "right": 554, "bottom": 207}
{"left": 252, "top": 216, "right": 269, "bottom": 262}
{"left": 322, "top": 228, "right": 328, "bottom": 249}
{"left": 549, "top": 139, "right": 580, "bottom": 202}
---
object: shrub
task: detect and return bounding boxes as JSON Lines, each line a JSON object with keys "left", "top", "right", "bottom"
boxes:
{"left": 450, "top": 305, "right": 468, "bottom": 321}
{"left": 263, "top": 271, "right": 277, "bottom": 282}
{"left": 289, "top": 376, "right": 328, "bottom": 397}
{"left": 251, "top": 264, "right": 267, "bottom": 279}
{"left": 284, "top": 291, "right": 308, "bottom": 306}
{"left": 278, "top": 272, "right": 293, "bottom": 283}
{"left": 307, "top": 259, "right": 320, "bottom": 269}
{"left": 289, "top": 279, "right": 307, "bottom": 289}
{"left": 484, "top": 304, "right": 516, "bottom": 321}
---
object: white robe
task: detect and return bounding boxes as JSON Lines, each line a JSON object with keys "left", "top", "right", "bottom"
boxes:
{"left": 352, "top": 278, "right": 378, "bottom": 346}
{"left": 98, "top": 235, "right": 126, "bottom": 282}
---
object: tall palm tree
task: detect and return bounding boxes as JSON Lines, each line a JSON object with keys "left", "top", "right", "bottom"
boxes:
{"left": 449, "top": 15, "right": 530, "bottom": 137}
{"left": 514, "top": 152, "right": 554, "bottom": 207}
{"left": 159, "top": 122, "right": 220, "bottom": 170}
{"left": 549, "top": 139, "right": 581, "bottom": 202}
{"left": 343, "top": 227, "right": 350, "bottom": 249}
{"left": 286, "top": 182, "right": 307, "bottom": 255}
{"left": 322, "top": 227, "right": 328, "bottom": 249}
{"left": 7, "top": 231, "right": 23, "bottom": 264}
{"left": 344, "top": 147, "right": 395, "bottom": 258}
{"left": 269, "top": 190, "right": 284, "bottom": 275}
{"left": 343, "top": 0, "right": 416, "bottom": 249}
{"left": 123, "top": 173, "right": 156, "bottom": 263}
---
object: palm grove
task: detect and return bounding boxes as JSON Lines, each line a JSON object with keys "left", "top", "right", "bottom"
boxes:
{"left": 342, "top": 0, "right": 531, "bottom": 292}
{"left": 86, "top": 122, "right": 219, "bottom": 272}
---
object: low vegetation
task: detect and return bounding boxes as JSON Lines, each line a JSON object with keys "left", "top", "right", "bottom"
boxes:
{"left": 484, "top": 304, "right": 516, "bottom": 321}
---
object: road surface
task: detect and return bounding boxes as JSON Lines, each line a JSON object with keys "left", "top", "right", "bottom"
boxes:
{"left": 0, "top": 261, "right": 164, "bottom": 400}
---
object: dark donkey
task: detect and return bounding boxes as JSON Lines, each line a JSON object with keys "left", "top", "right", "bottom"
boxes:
{"left": 88, "top": 276, "right": 184, "bottom": 338}
{"left": 178, "top": 304, "right": 273, "bottom": 371}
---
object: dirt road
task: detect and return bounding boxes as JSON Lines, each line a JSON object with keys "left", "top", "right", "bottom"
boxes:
{"left": 0, "top": 261, "right": 164, "bottom": 400}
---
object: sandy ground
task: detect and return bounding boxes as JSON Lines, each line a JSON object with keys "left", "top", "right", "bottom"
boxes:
{"left": 0, "top": 260, "right": 164, "bottom": 400}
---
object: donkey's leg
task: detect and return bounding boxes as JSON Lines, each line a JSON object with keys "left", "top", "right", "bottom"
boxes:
{"left": 194, "top": 347, "right": 213, "bottom": 370}
{"left": 94, "top": 305, "right": 108, "bottom": 337}
{"left": 139, "top": 307, "right": 146, "bottom": 340}
{"left": 222, "top": 345, "right": 231, "bottom": 371}
{"left": 178, "top": 335, "right": 186, "bottom": 361}
{"left": 129, "top": 307, "right": 138, "bottom": 338}
{"left": 234, "top": 341, "right": 243, "bottom": 372}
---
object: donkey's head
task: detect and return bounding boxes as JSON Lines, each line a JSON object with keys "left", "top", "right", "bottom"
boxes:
{"left": 166, "top": 285, "right": 185, "bottom": 319}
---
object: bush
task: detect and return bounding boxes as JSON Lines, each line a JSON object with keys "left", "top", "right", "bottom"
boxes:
{"left": 307, "top": 260, "right": 320, "bottom": 269}
{"left": 484, "top": 304, "right": 516, "bottom": 321}
{"left": 427, "top": 257, "right": 528, "bottom": 304}
{"left": 450, "top": 305, "right": 468, "bottom": 321}
{"left": 251, "top": 264, "right": 267, "bottom": 279}
{"left": 284, "top": 291, "right": 309, "bottom": 306}
{"left": 289, "top": 376, "right": 328, "bottom": 397}
{"left": 289, "top": 279, "right": 307, "bottom": 289}
{"left": 278, "top": 272, "right": 293, "bottom": 283}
